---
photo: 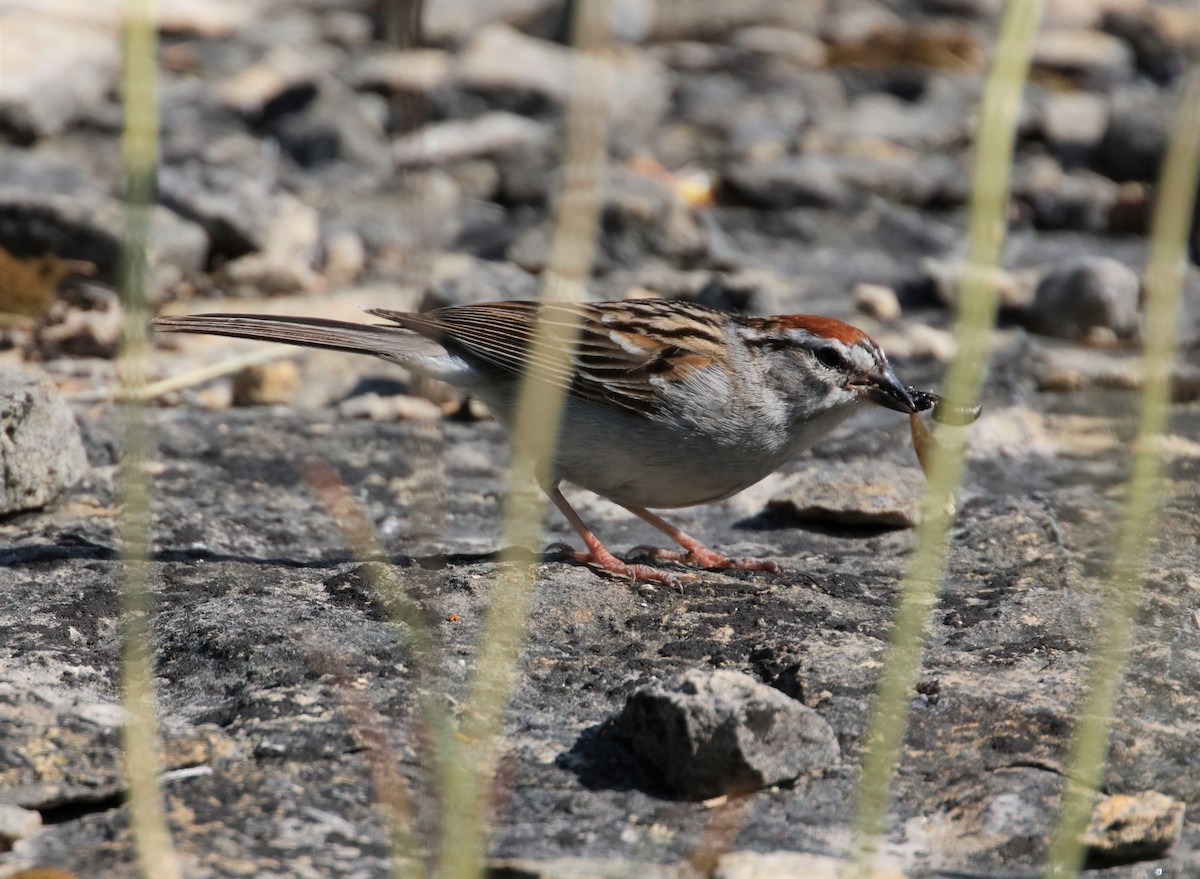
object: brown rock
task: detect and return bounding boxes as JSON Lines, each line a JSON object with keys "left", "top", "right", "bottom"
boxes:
{"left": 1084, "top": 790, "right": 1185, "bottom": 864}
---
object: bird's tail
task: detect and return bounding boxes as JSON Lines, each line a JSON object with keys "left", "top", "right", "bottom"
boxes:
{"left": 152, "top": 313, "right": 446, "bottom": 362}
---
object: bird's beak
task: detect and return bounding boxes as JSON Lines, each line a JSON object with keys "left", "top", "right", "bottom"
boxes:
{"left": 855, "top": 367, "right": 916, "bottom": 414}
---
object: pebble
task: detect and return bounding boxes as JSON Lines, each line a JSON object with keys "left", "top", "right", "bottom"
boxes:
{"left": 715, "top": 851, "right": 905, "bottom": 879}
{"left": 392, "top": 112, "right": 550, "bottom": 167}
{"left": 853, "top": 282, "right": 902, "bottom": 321}
{"left": 231, "top": 361, "right": 301, "bottom": 407}
{"left": 728, "top": 27, "right": 827, "bottom": 68}
{"left": 217, "top": 46, "right": 319, "bottom": 120}
{"left": 1039, "top": 91, "right": 1109, "bottom": 152}
{"left": 0, "top": 803, "right": 42, "bottom": 847}
{"left": 421, "top": 0, "right": 557, "bottom": 44}
{"left": 616, "top": 669, "right": 839, "bottom": 800}
{"left": 321, "top": 230, "right": 367, "bottom": 286}
{"left": 1095, "top": 87, "right": 1174, "bottom": 182}
{"left": 1033, "top": 30, "right": 1133, "bottom": 85}
{"left": 0, "top": 371, "right": 89, "bottom": 515}
{"left": 158, "top": 134, "right": 319, "bottom": 272}
{"left": 349, "top": 49, "right": 452, "bottom": 94}
{"left": 923, "top": 258, "right": 1037, "bottom": 311}
{"left": 338, "top": 393, "right": 443, "bottom": 422}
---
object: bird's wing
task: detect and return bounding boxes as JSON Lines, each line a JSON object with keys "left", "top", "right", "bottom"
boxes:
{"left": 366, "top": 300, "right": 725, "bottom": 415}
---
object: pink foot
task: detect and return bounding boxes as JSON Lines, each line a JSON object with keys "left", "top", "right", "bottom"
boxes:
{"left": 545, "top": 543, "right": 688, "bottom": 590}
{"left": 627, "top": 544, "right": 778, "bottom": 572}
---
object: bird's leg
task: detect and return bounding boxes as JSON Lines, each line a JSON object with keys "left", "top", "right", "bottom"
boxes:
{"left": 545, "top": 487, "right": 684, "bottom": 587}
{"left": 621, "top": 504, "right": 778, "bottom": 572}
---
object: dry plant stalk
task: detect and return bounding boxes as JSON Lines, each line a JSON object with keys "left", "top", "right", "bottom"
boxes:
{"left": 845, "top": 0, "right": 1044, "bottom": 874}
{"left": 1042, "top": 65, "right": 1200, "bottom": 879}
{"left": 116, "top": 1, "right": 183, "bottom": 876}
{"left": 434, "top": 2, "right": 614, "bottom": 878}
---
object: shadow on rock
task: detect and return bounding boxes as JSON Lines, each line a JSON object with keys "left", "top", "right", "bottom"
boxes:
{"left": 556, "top": 721, "right": 671, "bottom": 798}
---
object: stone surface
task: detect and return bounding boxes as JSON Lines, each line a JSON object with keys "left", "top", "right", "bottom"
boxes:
{"left": 0, "top": 371, "right": 88, "bottom": 514}
{"left": 0, "top": 393, "right": 1197, "bottom": 876}
{"left": 616, "top": 669, "right": 840, "bottom": 800}
{"left": 2, "top": 1, "right": 1200, "bottom": 876}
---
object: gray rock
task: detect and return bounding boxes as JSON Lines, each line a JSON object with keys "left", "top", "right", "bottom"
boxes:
{"left": 1103, "top": 6, "right": 1200, "bottom": 84}
{"left": 0, "top": 6, "right": 119, "bottom": 143}
{"left": 722, "top": 157, "right": 853, "bottom": 209}
{"left": 393, "top": 112, "right": 551, "bottom": 168}
{"left": 158, "top": 135, "right": 315, "bottom": 263}
{"left": 0, "top": 372, "right": 88, "bottom": 514}
{"left": 1038, "top": 91, "right": 1109, "bottom": 153}
{"left": 593, "top": 170, "right": 710, "bottom": 270}
{"left": 420, "top": 254, "right": 540, "bottom": 310}
{"left": 453, "top": 24, "right": 670, "bottom": 139}
{"left": 1016, "top": 162, "right": 1119, "bottom": 233}
{"left": 767, "top": 460, "right": 925, "bottom": 528}
{"left": 837, "top": 75, "right": 978, "bottom": 152}
{"left": 1028, "top": 256, "right": 1141, "bottom": 341}
{"left": 649, "top": 0, "right": 821, "bottom": 42}
{"left": 617, "top": 669, "right": 840, "bottom": 800}
{"left": 266, "top": 88, "right": 392, "bottom": 174}
{"left": 422, "top": 0, "right": 557, "bottom": 44}
{"left": 1033, "top": 30, "right": 1133, "bottom": 86}
{"left": 924, "top": 257, "right": 1037, "bottom": 312}
{"left": 723, "top": 153, "right": 961, "bottom": 210}
{"left": 1095, "top": 87, "right": 1174, "bottom": 182}
{"left": 0, "top": 152, "right": 208, "bottom": 300}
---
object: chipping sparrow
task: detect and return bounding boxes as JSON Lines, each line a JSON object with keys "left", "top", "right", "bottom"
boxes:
{"left": 155, "top": 299, "right": 929, "bottom": 585}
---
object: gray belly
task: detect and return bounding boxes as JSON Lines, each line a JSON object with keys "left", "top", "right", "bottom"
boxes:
{"left": 470, "top": 381, "right": 863, "bottom": 510}
{"left": 548, "top": 404, "right": 804, "bottom": 508}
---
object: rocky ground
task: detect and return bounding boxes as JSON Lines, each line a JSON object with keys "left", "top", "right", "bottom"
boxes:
{"left": 2, "top": 0, "right": 1200, "bottom": 877}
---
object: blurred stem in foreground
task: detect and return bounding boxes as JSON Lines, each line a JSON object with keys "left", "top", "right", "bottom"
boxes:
{"left": 845, "top": 0, "right": 1044, "bottom": 875}
{"left": 304, "top": 459, "right": 437, "bottom": 879}
{"left": 434, "top": 2, "right": 612, "bottom": 878}
{"left": 117, "top": 1, "right": 182, "bottom": 877}
{"left": 1042, "top": 65, "right": 1200, "bottom": 879}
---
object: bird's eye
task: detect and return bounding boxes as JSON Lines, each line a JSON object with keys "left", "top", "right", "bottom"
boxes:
{"left": 815, "top": 346, "right": 844, "bottom": 369}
